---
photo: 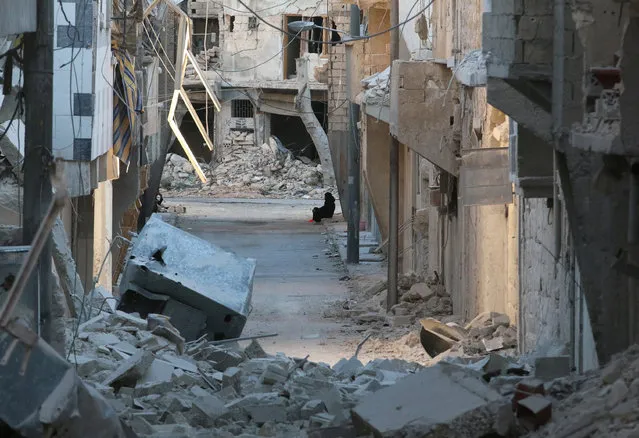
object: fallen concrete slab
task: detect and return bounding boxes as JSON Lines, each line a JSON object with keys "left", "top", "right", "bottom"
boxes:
{"left": 351, "top": 363, "right": 509, "bottom": 437}
{"left": 117, "top": 214, "right": 256, "bottom": 341}
{"left": 0, "top": 326, "right": 128, "bottom": 437}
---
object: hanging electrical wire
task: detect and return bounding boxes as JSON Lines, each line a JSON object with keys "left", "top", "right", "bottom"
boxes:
{"left": 234, "top": 0, "right": 434, "bottom": 44}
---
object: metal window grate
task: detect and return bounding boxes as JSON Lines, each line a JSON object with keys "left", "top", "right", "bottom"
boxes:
{"left": 231, "top": 99, "right": 254, "bottom": 118}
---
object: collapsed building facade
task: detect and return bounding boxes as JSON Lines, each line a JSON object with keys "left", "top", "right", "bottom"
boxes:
{"left": 181, "top": 0, "right": 338, "bottom": 193}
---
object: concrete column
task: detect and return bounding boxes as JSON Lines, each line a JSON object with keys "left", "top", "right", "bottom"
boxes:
{"left": 93, "top": 181, "right": 113, "bottom": 291}
{"left": 254, "top": 111, "right": 271, "bottom": 146}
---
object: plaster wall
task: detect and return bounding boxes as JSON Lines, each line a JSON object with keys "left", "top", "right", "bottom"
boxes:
{"left": 216, "top": 0, "right": 328, "bottom": 83}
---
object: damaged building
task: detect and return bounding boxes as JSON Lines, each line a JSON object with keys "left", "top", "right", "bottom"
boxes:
{"left": 332, "top": 0, "right": 602, "bottom": 372}
{"left": 4, "top": 0, "right": 639, "bottom": 436}
{"left": 180, "top": 0, "right": 338, "bottom": 195}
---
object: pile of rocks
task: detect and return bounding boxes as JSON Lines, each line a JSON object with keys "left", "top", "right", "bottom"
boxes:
{"left": 185, "top": 47, "right": 220, "bottom": 78}
{"left": 161, "top": 135, "right": 337, "bottom": 200}
{"left": 361, "top": 67, "right": 390, "bottom": 107}
{"left": 68, "top": 308, "right": 527, "bottom": 437}
{"left": 346, "top": 273, "right": 453, "bottom": 328}
{"left": 528, "top": 344, "right": 639, "bottom": 437}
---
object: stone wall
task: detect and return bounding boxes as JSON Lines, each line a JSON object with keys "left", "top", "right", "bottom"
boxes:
{"left": 519, "top": 197, "right": 599, "bottom": 371}
{"left": 484, "top": 0, "right": 553, "bottom": 78}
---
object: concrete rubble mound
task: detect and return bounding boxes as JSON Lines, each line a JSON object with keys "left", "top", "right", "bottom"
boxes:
{"left": 346, "top": 273, "right": 454, "bottom": 328}
{"left": 66, "top": 309, "right": 520, "bottom": 438}
{"left": 526, "top": 344, "right": 639, "bottom": 438}
{"left": 161, "top": 134, "right": 337, "bottom": 200}
{"left": 360, "top": 67, "right": 390, "bottom": 106}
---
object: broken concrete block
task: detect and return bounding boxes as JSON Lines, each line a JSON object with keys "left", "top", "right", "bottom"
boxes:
{"left": 103, "top": 350, "right": 154, "bottom": 388}
{"left": 189, "top": 394, "right": 229, "bottom": 427}
{"left": 113, "top": 311, "right": 148, "bottom": 330}
{"left": 309, "top": 412, "right": 336, "bottom": 428}
{"left": 88, "top": 332, "right": 121, "bottom": 347}
{"left": 301, "top": 400, "right": 326, "bottom": 419}
{"left": 134, "top": 380, "right": 172, "bottom": 397}
{"left": 602, "top": 359, "right": 624, "bottom": 384}
{"left": 351, "top": 363, "right": 505, "bottom": 437}
{"left": 160, "top": 353, "right": 198, "bottom": 373}
{"left": 244, "top": 339, "right": 268, "bottom": 359}
{"left": 393, "top": 315, "right": 413, "bottom": 326}
{"left": 118, "top": 215, "right": 256, "bottom": 341}
{"left": 516, "top": 395, "right": 552, "bottom": 429}
{"left": 128, "top": 415, "right": 155, "bottom": 435}
{"left": 260, "top": 364, "right": 288, "bottom": 385}
{"left": 401, "top": 282, "right": 434, "bottom": 302}
{"left": 223, "top": 366, "right": 242, "bottom": 391}
{"left": 332, "top": 356, "right": 363, "bottom": 379}
{"left": 0, "top": 334, "right": 128, "bottom": 437}
{"left": 207, "top": 347, "right": 244, "bottom": 371}
{"left": 138, "top": 359, "right": 174, "bottom": 385}
{"left": 162, "top": 411, "right": 190, "bottom": 425}
{"left": 245, "top": 403, "right": 288, "bottom": 424}
{"left": 534, "top": 356, "right": 571, "bottom": 380}
{"left": 483, "top": 336, "right": 505, "bottom": 352}
{"left": 165, "top": 393, "right": 193, "bottom": 412}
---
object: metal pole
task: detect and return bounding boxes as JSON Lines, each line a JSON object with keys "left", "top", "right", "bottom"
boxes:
{"left": 346, "top": 5, "right": 361, "bottom": 264}
{"left": 23, "top": 0, "right": 54, "bottom": 341}
{"left": 387, "top": 0, "right": 400, "bottom": 310}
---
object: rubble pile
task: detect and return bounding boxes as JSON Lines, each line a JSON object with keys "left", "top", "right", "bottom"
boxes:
{"left": 346, "top": 273, "right": 453, "bottom": 328}
{"left": 66, "top": 309, "right": 521, "bottom": 438}
{"left": 527, "top": 344, "right": 639, "bottom": 437}
{"left": 360, "top": 67, "right": 390, "bottom": 106}
{"left": 161, "top": 135, "right": 337, "bottom": 199}
{"left": 185, "top": 47, "right": 220, "bottom": 77}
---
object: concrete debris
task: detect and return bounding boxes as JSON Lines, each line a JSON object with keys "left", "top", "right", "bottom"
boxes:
{"left": 185, "top": 47, "right": 220, "bottom": 77}
{"left": 64, "top": 307, "right": 538, "bottom": 437}
{"left": 361, "top": 67, "right": 390, "bottom": 106}
{"left": 347, "top": 277, "right": 453, "bottom": 328}
{"left": 454, "top": 49, "right": 488, "bottom": 87}
{"left": 0, "top": 330, "right": 127, "bottom": 437}
{"left": 525, "top": 344, "right": 639, "bottom": 437}
{"left": 161, "top": 133, "right": 337, "bottom": 200}
{"left": 118, "top": 214, "right": 256, "bottom": 342}
{"left": 351, "top": 362, "right": 509, "bottom": 437}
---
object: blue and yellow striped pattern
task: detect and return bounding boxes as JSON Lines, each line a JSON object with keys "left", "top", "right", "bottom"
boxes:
{"left": 112, "top": 48, "right": 142, "bottom": 165}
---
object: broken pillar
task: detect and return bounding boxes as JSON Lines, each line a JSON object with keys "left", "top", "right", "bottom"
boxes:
{"left": 296, "top": 57, "right": 335, "bottom": 187}
{"left": 117, "top": 214, "right": 256, "bottom": 341}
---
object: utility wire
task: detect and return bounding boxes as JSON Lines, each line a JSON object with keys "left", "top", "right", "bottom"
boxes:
{"left": 234, "top": 0, "right": 433, "bottom": 44}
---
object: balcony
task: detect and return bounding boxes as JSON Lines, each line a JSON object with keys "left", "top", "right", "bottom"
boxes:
{"left": 483, "top": 0, "right": 553, "bottom": 144}
{"left": 389, "top": 60, "right": 459, "bottom": 176}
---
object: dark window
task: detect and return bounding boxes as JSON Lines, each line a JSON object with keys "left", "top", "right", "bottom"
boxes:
{"left": 248, "top": 17, "right": 258, "bottom": 30}
{"left": 73, "top": 93, "right": 94, "bottom": 116}
{"left": 231, "top": 100, "right": 254, "bottom": 118}
{"left": 229, "top": 16, "right": 235, "bottom": 32}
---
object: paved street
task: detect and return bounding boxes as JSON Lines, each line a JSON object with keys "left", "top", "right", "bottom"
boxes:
{"left": 167, "top": 197, "right": 354, "bottom": 364}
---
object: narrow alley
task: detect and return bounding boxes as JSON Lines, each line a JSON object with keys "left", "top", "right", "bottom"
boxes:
{"left": 3, "top": 0, "right": 639, "bottom": 437}
{"left": 168, "top": 198, "right": 353, "bottom": 364}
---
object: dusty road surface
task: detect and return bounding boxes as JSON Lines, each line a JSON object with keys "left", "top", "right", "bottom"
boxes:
{"left": 165, "top": 197, "right": 358, "bottom": 365}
